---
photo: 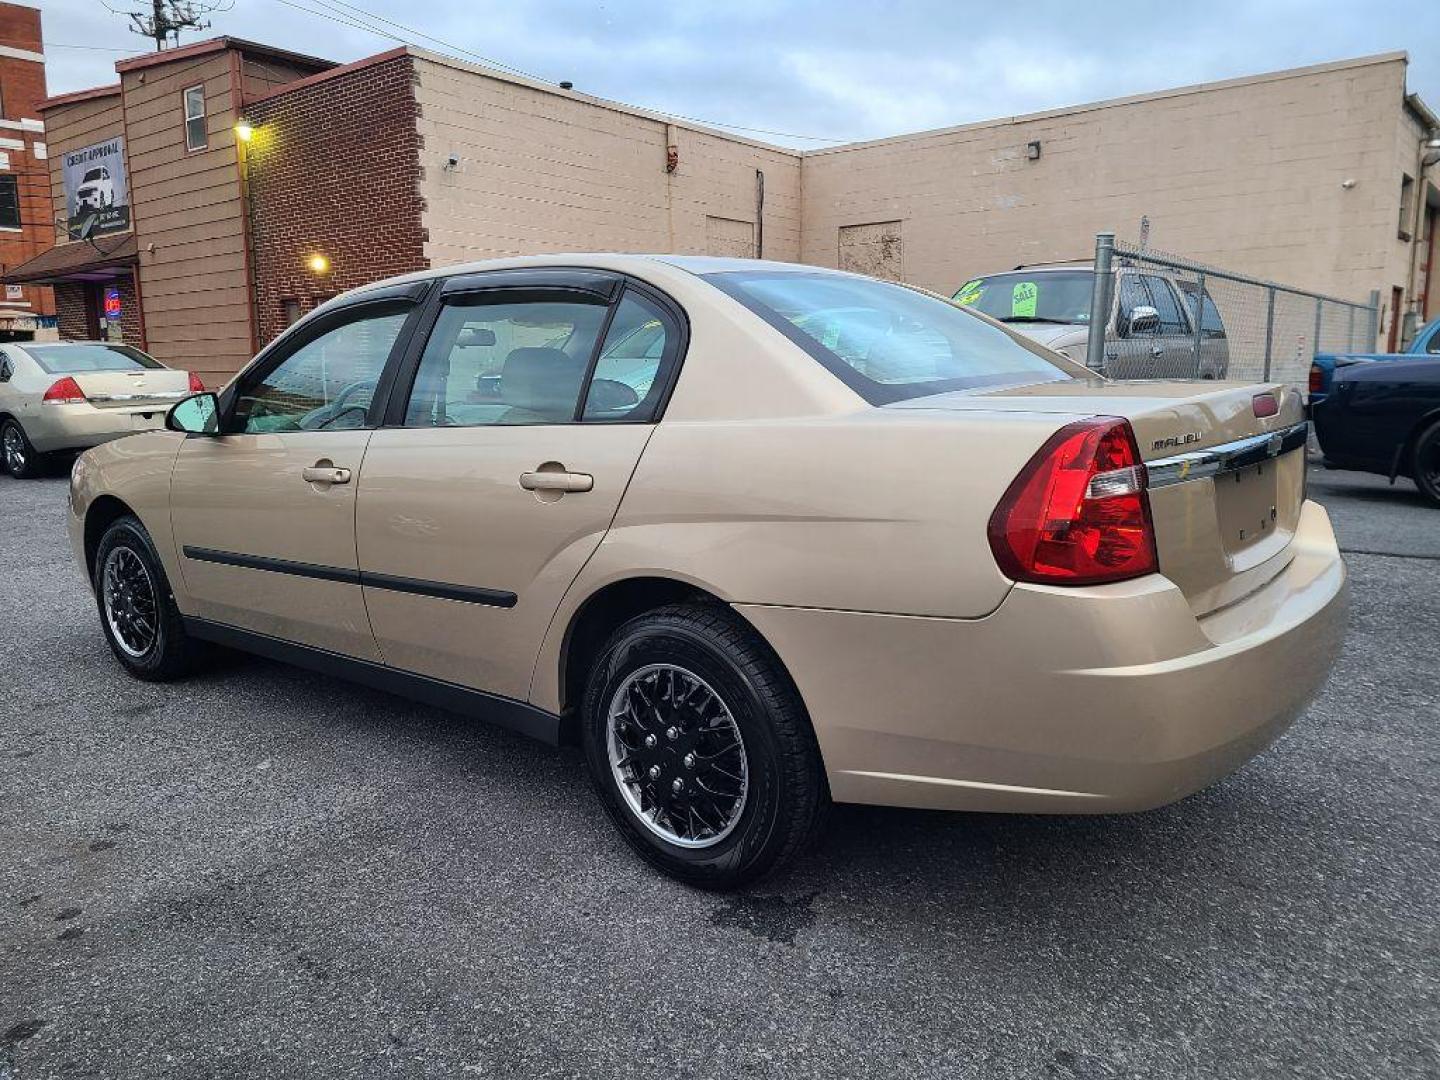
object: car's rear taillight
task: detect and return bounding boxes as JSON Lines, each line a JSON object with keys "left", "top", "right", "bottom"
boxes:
{"left": 1308, "top": 364, "right": 1323, "bottom": 395}
{"left": 42, "top": 376, "right": 86, "bottom": 405}
{"left": 188, "top": 372, "right": 205, "bottom": 392}
{"left": 988, "top": 417, "right": 1157, "bottom": 586}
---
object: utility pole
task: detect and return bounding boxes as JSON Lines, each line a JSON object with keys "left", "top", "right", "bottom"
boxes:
{"left": 106, "top": 0, "right": 231, "bottom": 50}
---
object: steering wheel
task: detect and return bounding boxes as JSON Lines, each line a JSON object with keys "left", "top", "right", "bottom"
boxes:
{"left": 298, "top": 379, "right": 377, "bottom": 430}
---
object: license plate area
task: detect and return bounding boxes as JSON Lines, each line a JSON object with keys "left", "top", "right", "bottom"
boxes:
{"left": 1215, "top": 450, "right": 1301, "bottom": 558}
{"left": 131, "top": 411, "right": 163, "bottom": 430}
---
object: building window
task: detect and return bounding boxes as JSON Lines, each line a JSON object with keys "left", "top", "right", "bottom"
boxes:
{"left": 0, "top": 174, "right": 19, "bottom": 230}
{"left": 281, "top": 299, "right": 301, "bottom": 327}
{"left": 183, "top": 85, "right": 207, "bottom": 152}
{"left": 1399, "top": 173, "right": 1415, "bottom": 241}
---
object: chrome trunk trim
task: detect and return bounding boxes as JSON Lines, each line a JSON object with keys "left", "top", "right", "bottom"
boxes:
{"left": 1146, "top": 421, "right": 1309, "bottom": 489}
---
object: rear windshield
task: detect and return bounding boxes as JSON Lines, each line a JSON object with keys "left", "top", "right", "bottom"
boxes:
{"left": 26, "top": 344, "right": 163, "bottom": 374}
{"left": 705, "top": 270, "right": 1073, "bottom": 405}
{"left": 953, "top": 270, "right": 1096, "bottom": 327}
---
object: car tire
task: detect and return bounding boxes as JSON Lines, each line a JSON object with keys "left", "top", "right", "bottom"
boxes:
{"left": 1412, "top": 420, "right": 1440, "bottom": 507}
{"left": 581, "top": 603, "right": 828, "bottom": 889}
{"left": 93, "top": 515, "right": 194, "bottom": 681}
{"left": 2, "top": 419, "right": 45, "bottom": 479}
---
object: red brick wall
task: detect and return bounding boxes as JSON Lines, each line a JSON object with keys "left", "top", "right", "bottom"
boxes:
{"left": 0, "top": 3, "right": 55, "bottom": 319}
{"left": 115, "top": 275, "right": 142, "bottom": 346}
{"left": 245, "top": 54, "right": 427, "bottom": 346}
{"left": 54, "top": 281, "right": 90, "bottom": 339}
{"left": 53, "top": 276, "right": 143, "bottom": 346}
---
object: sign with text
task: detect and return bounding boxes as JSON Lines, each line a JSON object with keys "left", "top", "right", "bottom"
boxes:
{"left": 63, "top": 137, "right": 130, "bottom": 238}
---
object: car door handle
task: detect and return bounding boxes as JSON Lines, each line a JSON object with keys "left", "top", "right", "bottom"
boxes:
{"left": 302, "top": 464, "right": 351, "bottom": 485}
{"left": 519, "top": 470, "right": 593, "bottom": 493}
{"left": 1150, "top": 345, "right": 1166, "bottom": 357}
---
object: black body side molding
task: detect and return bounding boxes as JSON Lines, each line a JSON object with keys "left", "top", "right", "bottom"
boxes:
{"left": 182, "top": 547, "right": 517, "bottom": 608}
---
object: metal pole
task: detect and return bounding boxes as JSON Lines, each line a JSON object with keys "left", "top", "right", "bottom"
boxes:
{"left": 1368, "top": 289, "right": 1381, "bottom": 349}
{"left": 1313, "top": 297, "right": 1323, "bottom": 359}
{"left": 1263, "top": 287, "right": 1276, "bottom": 381}
{"left": 1190, "top": 272, "right": 1205, "bottom": 377}
{"left": 1086, "top": 232, "right": 1114, "bottom": 374}
{"left": 1347, "top": 305, "right": 1355, "bottom": 351}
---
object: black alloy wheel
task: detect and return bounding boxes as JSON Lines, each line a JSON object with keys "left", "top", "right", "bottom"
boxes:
{"left": 581, "top": 603, "right": 827, "bottom": 889}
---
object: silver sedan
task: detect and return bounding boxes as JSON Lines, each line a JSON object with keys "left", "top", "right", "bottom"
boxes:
{"left": 0, "top": 340, "right": 200, "bottom": 478}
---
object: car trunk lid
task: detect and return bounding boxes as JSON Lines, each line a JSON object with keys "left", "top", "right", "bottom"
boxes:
{"left": 67, "top": 369, "right": 192, "bottom": 410}
{"left": 890, "top": 378, "right": 1309, "bottom": 616}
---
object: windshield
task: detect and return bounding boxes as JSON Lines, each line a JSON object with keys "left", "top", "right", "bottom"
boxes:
{"left": 83, "top": 169, "right": 106, "bottom": 182}
{"left": 706, "top": 270, "right": 1073, "bottom": 404}
{"left": 27, "top": 344, "right": 163, "bottom": 374}
{"left": 953, "top": 271, "right": 1096, "bottom": 326}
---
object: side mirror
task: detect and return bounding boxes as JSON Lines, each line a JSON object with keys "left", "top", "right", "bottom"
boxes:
{"left": 167, "top": 392, "right": 220, "bottom": 435}
{"left": 1122, "top": 304, "right": 1160, "bottom": 337}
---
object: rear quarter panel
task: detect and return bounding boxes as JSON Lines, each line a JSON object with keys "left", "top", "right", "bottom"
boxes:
{"left": 528, "top": 407, "right": 1075, "bottom": 712}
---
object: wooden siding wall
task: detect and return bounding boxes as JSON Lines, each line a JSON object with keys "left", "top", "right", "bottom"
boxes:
{"left": 122, "top": 53, "right": 252, "bottom": 384}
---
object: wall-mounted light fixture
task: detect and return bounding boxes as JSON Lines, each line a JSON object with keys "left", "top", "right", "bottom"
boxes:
{"left": 234, "top": 121, "right": 254, "bottom": 143}
{"left": 1026, "top": 140, "right": 1042, "bottom": 161}
{"left": 308, "top": 253, "right": 330, "bottom": 275}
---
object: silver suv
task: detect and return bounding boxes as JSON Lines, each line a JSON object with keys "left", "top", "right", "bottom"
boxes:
{"left": 954, "top": 264, "right": 1230, "bottom": 379}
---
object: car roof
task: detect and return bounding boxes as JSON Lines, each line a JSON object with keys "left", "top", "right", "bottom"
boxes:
{"left": 327, "top": 254, "right": 858, "bottom": 312}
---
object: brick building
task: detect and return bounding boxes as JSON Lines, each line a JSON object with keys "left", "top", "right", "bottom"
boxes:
{"left": 0, "top": 2, "right": 55, "bottom": 340}
{"left": 6, "top": 38, "right": 1437, "bottom": 384}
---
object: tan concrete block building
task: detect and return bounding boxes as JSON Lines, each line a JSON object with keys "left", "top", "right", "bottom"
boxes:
{"left": 8, "top": 40, "right": 1437, "bottom": 384}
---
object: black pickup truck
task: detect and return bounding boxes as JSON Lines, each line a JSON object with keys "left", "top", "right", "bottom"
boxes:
{"left": 1311, "top": 355, "right": 1440, "bottom": 506}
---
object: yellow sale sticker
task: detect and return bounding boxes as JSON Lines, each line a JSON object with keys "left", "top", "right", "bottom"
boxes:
{"left": 954, "top": 279, "right": 984, "bottom": 306}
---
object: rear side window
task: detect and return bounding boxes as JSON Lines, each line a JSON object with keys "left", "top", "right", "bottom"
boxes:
{"left": 583, "top": 291, "right": 679, "bottom": 421}
{"left": 26, "top": 344, "right": 163, "bottom": 373}
{"left": 405, "top": 296, "right": 610, "bottom": 427}
{"left": 1179, "top": 284, "right": 1226, "bottom": 338}
{"left": 706, "top": 270, "right": 1071, "bottom": 405}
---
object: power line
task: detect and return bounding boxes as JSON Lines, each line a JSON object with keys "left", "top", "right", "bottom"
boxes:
{"left": 269, "top": 0, "right": 853, "bottom": 144}
{"left": 43, "top": 42, "right": 141, "bottom": 52}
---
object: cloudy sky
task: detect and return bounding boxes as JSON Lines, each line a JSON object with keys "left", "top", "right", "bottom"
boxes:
{"left": 39, "top": 0, "right": 1440, "bottom": 147}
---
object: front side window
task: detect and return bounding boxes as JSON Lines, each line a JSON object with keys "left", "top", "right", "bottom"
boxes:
{"left": 27, "top": 343, "right": 162, "bottom": 374}
{"left": 0, "top": 174, "right": 19, "bottom": 230}
{"left": 233, "top": 306, "right": 409, "bottom": 433}
{"left": 183, "top": 85, "right": 207, "bottom": 152}
{"left": 405, "top": 296, "right": 609, "bottom": 427}
{"left": 1140, "top": 276, "right": 1188, "bottom": 335}
{"left": 709, "top": 270, "right": 1074, "bottom": 405}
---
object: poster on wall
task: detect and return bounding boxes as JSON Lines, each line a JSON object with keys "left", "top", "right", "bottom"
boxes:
{"left": 62, "top": 137, "right": 130, "bottom": 237}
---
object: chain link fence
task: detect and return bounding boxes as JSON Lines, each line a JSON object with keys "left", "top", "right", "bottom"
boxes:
{"left": 1083, "top": 237, "right": 1380, "bottom": 388}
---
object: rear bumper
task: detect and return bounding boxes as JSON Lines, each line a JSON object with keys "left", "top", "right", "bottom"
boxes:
{"left": 738, "top": 499, "right": 1346, "bottom": 814}
{"left": 26, "top": 404, "right": 169, "bottom": 453}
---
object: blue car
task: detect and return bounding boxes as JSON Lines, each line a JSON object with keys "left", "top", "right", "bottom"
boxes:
{"left": 1309, "top": 316, "right": 1440, "bottom": 406}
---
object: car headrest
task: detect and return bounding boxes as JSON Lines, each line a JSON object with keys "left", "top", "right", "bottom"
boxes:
{"left": 501, "top": 347, "right": 584, "bottom": 417}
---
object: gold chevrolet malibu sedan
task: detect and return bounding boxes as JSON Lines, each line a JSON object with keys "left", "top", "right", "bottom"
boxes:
{"left": 68, "top": 255, "right": 1346, "bottom": 887}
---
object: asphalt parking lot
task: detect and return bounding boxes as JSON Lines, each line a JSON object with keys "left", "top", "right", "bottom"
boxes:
{"left": 1, "top": 466, "right": 1436, "bottom": 1080}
